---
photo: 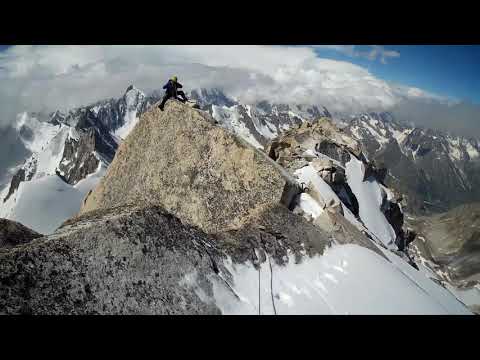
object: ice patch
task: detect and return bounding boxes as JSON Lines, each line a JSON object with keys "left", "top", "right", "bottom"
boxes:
{"left": 15, "top": 112, "right": 62, "bottom": 153}
{"left": 34, "top": 127, "right": 70, "bottom": 179}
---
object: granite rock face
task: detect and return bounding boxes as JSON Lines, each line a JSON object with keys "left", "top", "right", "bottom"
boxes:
{"left": 80, "top": 100, "right": 299, "bottom": 234}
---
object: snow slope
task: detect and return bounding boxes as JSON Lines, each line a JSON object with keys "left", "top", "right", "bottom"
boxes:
{"left": 6, "top": 176, "right": 84, "bottom": 234}
{"left": 376, "top": 245, "right": 472, "bottom": 314}
{"left": 210, "top": 244, "right": 471, "bottom": 315}
{"left": 33, "top": 126, "right": 69, "bottom": 179}
{"left": 346, "top": 156, "right": 397, "bottom": 248}
{"left": 2, "top": 164, "right": 105, "bottom": 235}
{"left": 15, "top": 112, "right": 61, "bottom": 153}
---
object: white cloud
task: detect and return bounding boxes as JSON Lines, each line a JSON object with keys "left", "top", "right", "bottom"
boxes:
{"left": 0, "top": 45, "right": 443, "bottom": 129}
{"left": 313, "top": 45, "right": 400, "bottom": 64}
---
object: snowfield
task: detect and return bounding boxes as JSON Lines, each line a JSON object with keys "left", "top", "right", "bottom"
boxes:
{"left": 1, "top": 163, "right": 105, "bottom": 235}
{"left": 210, "top": 244, "right": 471, "bottom": 315}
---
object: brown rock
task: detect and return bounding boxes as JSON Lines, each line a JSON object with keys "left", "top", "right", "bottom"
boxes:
{"left": 80, "top": 100, "right": 299, "bottom": 234}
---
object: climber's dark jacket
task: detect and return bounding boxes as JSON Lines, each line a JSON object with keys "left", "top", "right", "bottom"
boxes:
{"left": 163, "top": 80, "right": 183, "bottom": 97}
{"left": 158, "top": 80, "right": 188, "bottom": 110}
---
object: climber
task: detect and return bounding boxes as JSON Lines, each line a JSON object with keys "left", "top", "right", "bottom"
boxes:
{"left": 158, "top": 76, "right": 189, "bottom": 111}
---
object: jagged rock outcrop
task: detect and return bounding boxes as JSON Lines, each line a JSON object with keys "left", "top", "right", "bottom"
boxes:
{"left": 58, "top": 128, "right": 100, "bottom": 185}
{"left": 266, "top": 118, "right": 362, "bottom": 218}
{"left": 3, "top": 169, "right": 27, "bottom": 203}
{"left": 0, "top": 218, "right": 42, "bottom": 249}
{"left": 363, "top": 160, "right": 387, "bottom": 184}
{"left": 80, "top": 100, "right": 300, "bottom": 234}
{"left": 266, "top": 118, "right": 363, "bottom": 168}
{"left": 265, "top": 115, "right": 420, "bottom": 267}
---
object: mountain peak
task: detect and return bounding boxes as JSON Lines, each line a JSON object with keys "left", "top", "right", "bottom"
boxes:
{"left": 125, "top": 84, "right": 138, "bottom": 94}
{"left": 80, "top": 100, "right": 298, "bottom": 234}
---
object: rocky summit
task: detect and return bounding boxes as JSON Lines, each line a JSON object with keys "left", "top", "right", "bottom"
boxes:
{"left": 80, "top": 100, "right": 299, "bottom": 234}
{"left": 0, "top": 99, "right": 473, "bottom": 315}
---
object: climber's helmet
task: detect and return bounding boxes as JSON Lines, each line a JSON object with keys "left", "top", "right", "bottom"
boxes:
{"left": 171, "top": 76, "right": 178, "bottom": 82}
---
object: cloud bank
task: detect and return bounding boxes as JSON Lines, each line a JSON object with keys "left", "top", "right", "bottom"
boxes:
{"left": 313, "top": 45, "right": 401, "bottom": 64}
{"left": 0, "top": 45, "right": 429, "bottom": 126}
{"left": 0, "top": 45, "right": 477, "bottom": 138}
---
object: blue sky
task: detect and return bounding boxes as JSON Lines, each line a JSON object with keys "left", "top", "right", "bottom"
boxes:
{"left": 313, "top": 45, "right": 480, "bottom": 104}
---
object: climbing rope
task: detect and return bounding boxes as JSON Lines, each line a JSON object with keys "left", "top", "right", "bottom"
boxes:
{"left": 268, "top": 254, "right": 277, "bottom": 315}
{"left": 258, "top": 263, "right": 261, "bottom": 315}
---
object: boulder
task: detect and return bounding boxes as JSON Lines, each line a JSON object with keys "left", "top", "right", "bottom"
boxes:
{"left": 80, "top": 100, "right": 300, "bottom": 234}
{"left": 0, "top": 218, "right": 42, "bottom": 249}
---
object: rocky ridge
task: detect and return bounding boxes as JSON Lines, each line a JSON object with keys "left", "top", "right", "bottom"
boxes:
{"left": 0, "top": 99, "right": 415, "bottom": 314}
{"left": 0, "top": 91, "right": 475, "bottom": 314}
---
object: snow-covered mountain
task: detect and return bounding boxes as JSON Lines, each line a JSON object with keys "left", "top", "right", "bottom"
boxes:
{"left": 190, "top": 88, "right": 332, "bottom": 149}
{"left": 0, "top": 85, "right": 149, "bottom": 233}
{"left": 341, "top": 112, "right": 480, "bottom": 214}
